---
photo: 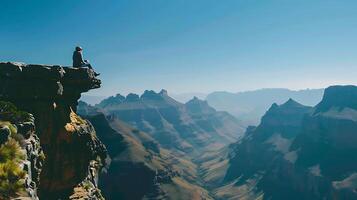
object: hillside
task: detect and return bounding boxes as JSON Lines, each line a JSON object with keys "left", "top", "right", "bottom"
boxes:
{"left": 78, "top": 102, "right": 213, "bottom": 200}
{"left": 96, "top": 90, "right": 245, "bottom": 156}
{"left": 207, "top": 85, "right": 357, "bottom": 200}
{"left": 82, "top": 89, "right": 246, "bottom": 199}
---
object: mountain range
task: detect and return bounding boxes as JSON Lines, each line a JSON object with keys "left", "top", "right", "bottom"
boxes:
{"left": 77, "top": 85, "right": 357, "bottom": 200}
{"left": 78, "top": 102, "right": 213, "bottom": 199}
{"left": 206, "top": 88, "right": 324, "bottom": 125}
{"left": 2, "top": 62, "right": 355, "bottom": 200}
{"left": 201, "top": 85, "right": 357, "bottom": 200}
{"left": 78, "top": 90, "right": 245, "bottom": 199}
{"left": 95, "top": 89, "right": 245, "bottom": 156}
{"left": 82, "top": 88, "right": 324, "bottom": 126}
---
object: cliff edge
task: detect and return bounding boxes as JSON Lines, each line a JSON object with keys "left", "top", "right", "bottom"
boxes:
{"left": 0, "top": 62, "right": 107, "bottom": 200}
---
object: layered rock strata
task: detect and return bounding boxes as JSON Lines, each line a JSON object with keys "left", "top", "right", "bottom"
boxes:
{"left": 0, "top": 62, "right": 107, "bottom": 200}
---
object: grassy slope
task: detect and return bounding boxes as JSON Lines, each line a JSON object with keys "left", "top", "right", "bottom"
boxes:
{"left": 107, "top": 117, "right": 213, "bottom": 199}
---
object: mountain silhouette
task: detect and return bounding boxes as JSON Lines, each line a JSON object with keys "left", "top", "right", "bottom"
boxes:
{"left": 96, "top": 90, "right": 245, "bottom": 155}
{"left": 208, "top": 85, "right": 357, "bottom": 200}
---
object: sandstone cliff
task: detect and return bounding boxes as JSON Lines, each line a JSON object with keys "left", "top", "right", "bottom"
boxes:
{"left": 0, "top": 62, "right": 107, "bottom": 200}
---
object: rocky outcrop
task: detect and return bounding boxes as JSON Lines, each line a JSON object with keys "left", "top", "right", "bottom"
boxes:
{"left": 215, "top": 85, "right": 357, "bottom": 200}
{"left": 290, "top": 85, "right": 357, "bottom": 199}
{"left": 185, "top": 97, "right": 216, "bottom": 115}
{"left": 0, "top": 62, "right": 107, "bottom": 200}
{"left": 0, "top": 101, "right": 44, "bottom": 199}
{"left": 314, "top": 85, "right": 357, "bottom": 113}
{"left": 223, "top": 99, "right": 312, "bottom": 184}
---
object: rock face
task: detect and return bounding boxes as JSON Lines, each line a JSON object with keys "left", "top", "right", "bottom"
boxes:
{"left": 0, "top": 62, "right": 107, "bottom": 200}
{"left": 212, "top": 85, "right": 357, "bottom": 200}
{"left": 314, "top": 85, "right": 357, "bottom": 113}
{"left": 219, "top": 99, "right": 312, "bottom": 199}
{"left": 0, "top": 101, "right": 44, "bottom": 199}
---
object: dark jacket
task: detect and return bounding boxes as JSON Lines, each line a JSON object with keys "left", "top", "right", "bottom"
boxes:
{"left": 72, "top": 50, "right": 85, "bottom": 67}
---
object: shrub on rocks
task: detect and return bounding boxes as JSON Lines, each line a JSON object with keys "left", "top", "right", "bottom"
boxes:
{"left": 0, "top": 138, "right": 27, "bottom": 198}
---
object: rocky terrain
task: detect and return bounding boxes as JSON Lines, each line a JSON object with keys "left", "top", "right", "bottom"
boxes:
{"left": 96, "top": 90, "right": 245, "bottom": 156}
{"left": 78, "top": 101, "right": 213, "bottom": 200}
{"left": 90, "top": 90, "right": 245, "bottom": 199}
{"left": 0, "top": 101, "right": 44, "bottom": 199}
{"left": 78, "top": 84, "right": 357, "bottom": 200}
{"left": 6, "top": 60, "right": 354, "bottom": 200}
{"left": 0, "top": 62, "right": 107, "bottom": 200}
{"left": 202, "top": 85, "right": 357, "bottom": 200}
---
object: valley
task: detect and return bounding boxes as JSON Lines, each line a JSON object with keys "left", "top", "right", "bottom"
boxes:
{"left": 2, "top": 1, "right": 356, "bottom": 199}
{"left": 79, "top": 86, "right": 357, "bottom": 200}
{"left": 78, "top": 89, "right": 246, "bottom": 199}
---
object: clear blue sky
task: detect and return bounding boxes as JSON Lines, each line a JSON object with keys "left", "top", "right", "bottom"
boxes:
{"left": 1, "top": 0, "right": 357, "bottom": 96}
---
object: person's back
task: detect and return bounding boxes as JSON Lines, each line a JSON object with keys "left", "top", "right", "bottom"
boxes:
{"left": 72, "top": 46, "right": 100, "bottom": 76}
{"left": 72, "top": 46, "right": 84, "bottom": 67}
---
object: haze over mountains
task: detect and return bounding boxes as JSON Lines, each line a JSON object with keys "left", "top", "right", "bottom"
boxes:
{"left": 200, "top": 85, "right": 357, "bottom": 199}
{"left": 78, "top": 102, "right": 213, "bottom": 199}
{"left": 95, "top": 90, "right": 245, "bottom": 155}
{"left": 3, "top": 1, "right": 356, "bottom": 199}
{"left": 170, "top": 93, "right": 208, "bottom": 104}
{"left": 206, "top": 88, "right": 324, "bottom": 125}
{"left": 77, "top": 85, "right": 357, "bottom": 200}
{"left": 83, "top": 88, "right": 324, "bottom": 126}
{"left": 78, "top": 90, "right": 245, "bottom": 199}
{"left": 2, "top": 62, "right": 354, "bottom": 200}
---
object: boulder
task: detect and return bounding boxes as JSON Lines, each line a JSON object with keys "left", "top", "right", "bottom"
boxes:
{"left": 0, "top": 126, "right": 11, "bottom": 144}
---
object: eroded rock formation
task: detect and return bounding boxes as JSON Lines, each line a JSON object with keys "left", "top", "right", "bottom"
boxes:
{"left": 211, "top": 86, "right": 357, "bottom": 200}
{"left": 0, "top": 101, "right": 44, "bottom": 199}
{"left": 0, "top": 62, "right": 107, "bottom": 200}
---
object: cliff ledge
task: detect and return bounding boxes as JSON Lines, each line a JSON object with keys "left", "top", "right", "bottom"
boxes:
{"left": 0, "top": 62, "right": 107, "bottom": 200}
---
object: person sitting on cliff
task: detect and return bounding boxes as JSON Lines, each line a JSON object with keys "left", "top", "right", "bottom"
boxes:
{"left": 72, "top": 46, "right": 100, "bottom": 76}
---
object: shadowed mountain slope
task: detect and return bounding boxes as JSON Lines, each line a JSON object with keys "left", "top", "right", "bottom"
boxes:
{"left": 78, "top": 102, "right": 213, "bottom": 200}
{"left": 207, "top": 85, "right": 357, "bottom": 200}
{"left": 96, "top": 90, "right": 244, "bottom": 156}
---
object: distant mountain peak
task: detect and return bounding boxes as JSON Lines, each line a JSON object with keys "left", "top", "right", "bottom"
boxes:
{"left": 186, "top": 96, "right": 207, "bottom": 105}
{"left": 281, "top": 98, "right": 305, "bottom": 108}
{"left": 78, "top": 100, "right": 102, "bottom": 116}
{"left": 261, "top": 100, "right": 311, "bottom": 127}
{"left": 159, "top": 89, "right": 168, "bottom": 96}
{"left": 97, "top": 90, "right": 183, "bottom": 109}
{"left": 315, "top": 85, "right": 357, "bottom": 113}
{"left": 141, "top": 90, "right": 165, "bottom": 101}
{"left": 286, "top": 98, "right": 295, "bottom": 103}
{"left": 266, "top": 103, "right": 279, "bottom": 112}
{"left": 186, "top": 97, "right": 216, "bottom": 114}
{"left": 266, "top": 99, "right": 309, "bottom": 113}
{"left": 142, "top": 90, "right": 156, "bottom": 96}
{"left": 115, "top": 93, "right": 126, "bottom": 99}
{"left": 206, "top": 88, "right": 324, "bottom": 125}
{"left": 189, "top": 96, "right": 203, "bottom": 102}
{"left": 126, "top": 93, "right": 140, "bottom": 102}
{"left": 96, "top": 93, "right": 125, "bottom": 108}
